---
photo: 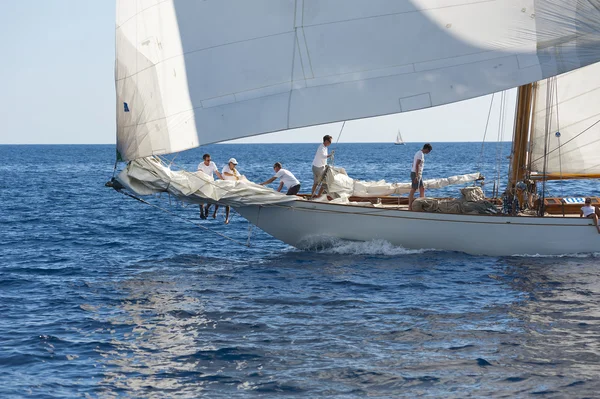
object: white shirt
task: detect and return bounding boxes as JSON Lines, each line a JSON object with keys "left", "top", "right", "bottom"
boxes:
{"left": 197, "top": 161, "right": 218, "bottom": 177}
{"left": 222, "top": 164, "right": 240, "bottom": 181}
{"left": 411, "top": 150, "right": 425, "bottom": 173}
{"left": 581, "top": 204, "right": 596, "bottom": 217}
{"left": 274, "top": 168, "right": 300, "bottom": 189}
{"left": 312, "top": 144, "right": 328, "bottom": 167}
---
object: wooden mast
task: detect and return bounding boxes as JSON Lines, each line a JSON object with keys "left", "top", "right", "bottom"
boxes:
{"left": 509, "top": 83, "right": 534, "bottom": 188}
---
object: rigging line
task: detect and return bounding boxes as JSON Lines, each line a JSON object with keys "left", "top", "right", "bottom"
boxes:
{"left": 331, "top": 121, "right": 346, "bottom": 167}
{"left": 113, "top": 188, "right": 273, "bottom": 252}
{"left": 540, "top": 77, "right": 555, "bottom": 215}
{"left": 494, "top": 91, "right": 505, "bottom": 197}
{"left": 554, "top": 77, "right": 564, "bottom": 201}
{"left": 477, "top": 93, "right": 495, "bottom": 172}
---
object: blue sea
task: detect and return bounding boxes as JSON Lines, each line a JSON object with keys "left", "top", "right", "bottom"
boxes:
{"left": 2, "top": 143, "right": 600, "bottom": 398}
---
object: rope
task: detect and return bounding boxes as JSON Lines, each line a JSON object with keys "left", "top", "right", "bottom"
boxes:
{"left": 477, "top": 92, "right": 495, "bottom": 172}
{"left": 113, "top": 188, "right": 272, "bottom": 251}
{"left": 331, "top": 121, "right": 346, "bottom": 167}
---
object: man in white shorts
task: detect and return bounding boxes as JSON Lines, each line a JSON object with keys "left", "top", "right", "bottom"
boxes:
{"left": 311, "top": 135, "right": 335, "bottom": 197}
{"left": 197, "top": 153, "right": 223, "bottom": 219}
{"left": 408, "top": 143, "right": 432, "bottom": 211}
{"left": 580, "top": 197, "right": 600, "bottom": 233}
{"left": 260, "top": 162, "right": 301, "bottom": 195}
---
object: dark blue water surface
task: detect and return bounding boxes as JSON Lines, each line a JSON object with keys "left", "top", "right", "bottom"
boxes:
{"left": 2, "top": 143, "right": 600, "bottom": 398}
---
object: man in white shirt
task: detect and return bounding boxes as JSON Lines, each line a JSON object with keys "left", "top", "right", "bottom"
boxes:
{"left": 408, "top": 143, "right": 432, "bottom": 211}
{"left": 222, "top": 158, "right": 241, "bottom": 181}
{"left": 197, "top": 153, "right": 223, "bottom": 219}
{"left": 218, "top": 158, "right": 242, "bottom": 224}
{"left": 260, "top": 162, "right": 301, "bottom": 195}
{"left": 580, "top": 197, "right": 600, "bottom": 233}
{"left": 311, "top": 135, "right": 335, "bottom": 197}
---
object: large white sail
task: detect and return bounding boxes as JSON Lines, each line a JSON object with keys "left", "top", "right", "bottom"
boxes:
{"left": 116, "top": 0, "right": 600, "bottom": 161}
{"left": 530, "top": 62, "right": 600, "bottom": 176}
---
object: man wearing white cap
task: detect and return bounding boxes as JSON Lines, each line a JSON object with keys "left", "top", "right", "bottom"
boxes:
{"left": 222, "top": 158, "right": 241, "bottom": 181}
{"left": 218, "top": 158, "right": 241, "bottom": 224}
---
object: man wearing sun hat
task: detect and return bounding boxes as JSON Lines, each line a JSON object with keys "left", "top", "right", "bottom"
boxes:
{"left": 217, "top": 158, "right": 242, "bottom": 224}
{"left": 222, "top": 158, "right": 241, "bottom": 181}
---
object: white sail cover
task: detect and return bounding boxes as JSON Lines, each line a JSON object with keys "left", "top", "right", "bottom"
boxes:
{"left": 530, "top": 62, "right": 600, "bottom": 175}
{"left": 116, "top": 0, "right": 600, "bottom": 161}
{"left": 325, "top": 167, "right": 482, "bottom": 197}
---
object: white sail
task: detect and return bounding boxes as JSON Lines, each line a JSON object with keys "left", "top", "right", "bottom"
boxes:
{"left": 530, "top": 62, "right": 600, "bottom": 176}
{"left": 116, "top": 1, "right": 600, "bottom": 161}
{"left": 395, "top": 130, "right": 404, "bottom": 145}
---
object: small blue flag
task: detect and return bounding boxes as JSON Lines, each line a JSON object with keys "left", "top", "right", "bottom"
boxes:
{"left": 124, "top": 102, "right": 130, "bottom": 112}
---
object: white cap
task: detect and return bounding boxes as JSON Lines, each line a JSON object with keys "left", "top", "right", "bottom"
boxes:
{"left": 228, "top": 158, "right": 238, "bottom": 165}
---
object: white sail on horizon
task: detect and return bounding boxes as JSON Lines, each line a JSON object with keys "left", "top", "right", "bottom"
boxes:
{"left": 116, "top": 0, "right": 600, "bottom": 161}
{"left": 395, "top": 130, "right": 404, "bottom": 145}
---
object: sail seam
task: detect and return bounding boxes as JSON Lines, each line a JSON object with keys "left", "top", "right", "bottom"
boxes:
{"left": 116, "top": 31, "right": 295, "bottom": 82}
{"left": 299, "top": 0, "right": 496, "bottom": 28}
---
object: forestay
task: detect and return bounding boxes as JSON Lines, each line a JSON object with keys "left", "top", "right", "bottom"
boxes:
{"left": 116, "top": 0, "right": 600, "bottom": 161}
{"left": 530, "top": 62, "right": 600, "bottom": 176}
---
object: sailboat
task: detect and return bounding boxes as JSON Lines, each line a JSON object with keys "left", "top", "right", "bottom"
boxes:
{"left": 394, "top": 131, "right": 405, "bottom": 146}
{"left": 112, "top": 1, "right": 600, "bottom": 256}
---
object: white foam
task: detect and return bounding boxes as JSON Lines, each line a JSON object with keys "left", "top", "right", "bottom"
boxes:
{"left": 511, "top": 252, "right": 600, "bottom": 258}
{"left": 299, "top": 236, "right": 430, "bottom": 256}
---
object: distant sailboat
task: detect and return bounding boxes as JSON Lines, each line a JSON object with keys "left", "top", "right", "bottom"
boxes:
{"left": 394, "top": 130, "right": 405, "bottom": 145}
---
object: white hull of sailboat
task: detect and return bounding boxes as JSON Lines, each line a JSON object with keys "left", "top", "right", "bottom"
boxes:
{"left": 236, "top": 201, "right": 600, "bottom": 256}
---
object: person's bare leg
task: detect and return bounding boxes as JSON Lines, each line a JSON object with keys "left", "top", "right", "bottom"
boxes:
{"left": 224, "top": 206, "right": 230, "bottom": 224}
{"left": 592, "top": 214, "right": 600, "bottom": 233}
{"left": 317, "top": 186, "right": 325, "bottom": 197}
{"left": 419, "top": 186, "right": 425, "bottom": 198}
{"left": 408, "top": 188, "right": 416, "bottom": 211}
{"left": 205, "top": 204, "right": 211, "bottom": 219}
{"left": 311, "top": 183, "right": 318, "bottom": 197}
{"left": 213, "top": 204, "right": 219, "bottom": 219}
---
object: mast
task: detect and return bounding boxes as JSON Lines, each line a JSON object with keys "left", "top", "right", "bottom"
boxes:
{"left": 508, "top": 83, "right": 534, "bottom": 188}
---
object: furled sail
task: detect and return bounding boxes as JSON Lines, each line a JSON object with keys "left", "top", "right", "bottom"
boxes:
{"left": 325, "top": 167, "right": 482, "bottom": 198}
{"left": 530, "top": 62, "right": 600, "bottom": 177}
{"left": 116, "top": 0, "right": 600, "bottom": 161}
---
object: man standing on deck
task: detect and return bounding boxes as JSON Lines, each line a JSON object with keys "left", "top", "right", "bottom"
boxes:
{"left": 260, "top": 162, "right": 301, "bottom": 195}
{"left": 197, "top": 153, "right": 223, "bottom": 219}
{"left": 311, "top": 135, "right": 335, "bottom": 197}
{"left": 408, "top": 143, "right": 432, "bottom": 211}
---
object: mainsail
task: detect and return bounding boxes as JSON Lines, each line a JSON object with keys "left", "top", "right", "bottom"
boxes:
{"left": 530, "top": 62, "right": 600, "bottom": 177}
{"left": 115, "top": 1, "right": 600, "bottom": 161}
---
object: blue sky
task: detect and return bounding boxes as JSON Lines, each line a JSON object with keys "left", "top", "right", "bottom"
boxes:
{"left": 0, "top": 1, "right": 516, "bottom": 145}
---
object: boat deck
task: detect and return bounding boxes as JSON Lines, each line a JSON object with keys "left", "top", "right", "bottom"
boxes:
{"left": 300, "top": 194, "right": 596, "bottom": 218}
